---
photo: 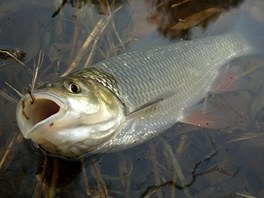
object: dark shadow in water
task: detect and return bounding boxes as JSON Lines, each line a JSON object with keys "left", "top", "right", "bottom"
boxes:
{"left": 24, "top": 139, "right": 83, "bottom": 188}
{"left": 0, "top": 170, "right": 21, "bottom": 198}
{"left": 36, "top": 156, "right": 82, "bottom": 187}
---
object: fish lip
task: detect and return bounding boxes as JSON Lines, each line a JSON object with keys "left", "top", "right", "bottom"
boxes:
{"left": 17, "top": 91, "right": 67, "bottom": 138}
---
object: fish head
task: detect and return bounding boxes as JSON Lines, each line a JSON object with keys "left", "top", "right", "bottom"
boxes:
{"left": 16, "top": 75, "right": 125, "bottom": 158}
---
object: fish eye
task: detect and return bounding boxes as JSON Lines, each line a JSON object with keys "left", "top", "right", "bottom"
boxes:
{"left": 64, "top": 81, "right": 81, "bottom": 94}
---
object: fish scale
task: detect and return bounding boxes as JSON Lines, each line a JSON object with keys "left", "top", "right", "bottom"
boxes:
{"left": 71, "top": 32, "right": 253, "bottom": 151}
{"left": 87, "top": 32, "right": 250, "bottom": 115}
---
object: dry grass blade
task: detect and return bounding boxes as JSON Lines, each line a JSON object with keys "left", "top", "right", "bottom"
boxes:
{"left": 51, "top": 0, "right": 67, "bottom": 18}
{"left": 67, "top": 26, "right": 80, "bottom": 70}
{"left": 81, "top": 159, "right": 92, "bottom": 196}
{"left": 99, "top": 157, "right": 133, "bottom": 181}
{"left": 117, "top": 155, "right": 132, "bottom": 197}
{"left": 62, "top": 16, "right": 110, "bottom": 76}
{"left": 48, "top": 158, "right": 59, "bottom": 198}
{"left": 171, "top": 0, "right": 190, "bottom": 8}
{"left": 227, "top": 133, "right": 264, "bottom": 144}
{"left": 176, "top": 134, "right": 188, "bottom": 156}
{"left": 0, "top": 90, "right": 18, "bottom": 104}
{"left": 0, "top": 48, "right": 25, "bottom": 66}
{"left": 0, "top": 133, "right": 20, "bottom": 170}
{"left": 84, "top": 35, "right": 100, "bottom": 68}
{"left": 32, "top": 180, "right": 45, "bottom": 198}
{"left": 4, "top": 82, "right": 23, "bottom": 98}
{"left": 160, "top": 138, "right": 192, "bottom": 198}
{"left": 34, "top": 156, "right": 49, "bottom": 198}
{"left": 201, "top": 133, "right": 264, "bottom": 169}
{"left": 144, "top": 139, "right": 191, "bottom": 198}
{"left": 108, "top": 3, "right": 126, "bottom": 52}
{"left": 148, "top": 142, "right": 163, "bottom": 198}
{"left": 235, "top": 192, "right": 256, "bottom": 198}
{"left": 172, "top": 7, "right": 222, "bottom": 30}
{"left": 31, "top": 50, "right": 44, "bottom": 92}
{"left": 89, "top": 159, "right": 108, "bottom": 198}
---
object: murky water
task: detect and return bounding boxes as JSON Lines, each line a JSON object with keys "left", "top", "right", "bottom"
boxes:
{"left": 1, "top": 0, "right": 264, "bottom": 197}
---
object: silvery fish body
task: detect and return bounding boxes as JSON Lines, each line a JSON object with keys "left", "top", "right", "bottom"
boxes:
{"left": 16, "top": 13, "right": 263, "bottom": 158}
{"left": 84, "top": 31, "right": 251, "bottom": 150}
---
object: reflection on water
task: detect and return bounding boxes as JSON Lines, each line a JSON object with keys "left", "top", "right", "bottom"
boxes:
{"left": 1, "top": 0, "right": 264, "bottom": 197}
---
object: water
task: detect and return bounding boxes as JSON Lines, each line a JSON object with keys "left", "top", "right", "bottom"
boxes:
{"left": 1, "top": 0, "right": 264, "bottom": 197}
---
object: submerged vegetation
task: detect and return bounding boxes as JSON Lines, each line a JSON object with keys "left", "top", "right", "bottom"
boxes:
{"left": 145, "top": 0, "right": 244, "bottom": 38}
{"left": 0, "top": 0, "right": 264, "bottom": 197}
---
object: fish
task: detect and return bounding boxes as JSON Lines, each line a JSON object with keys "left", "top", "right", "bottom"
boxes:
{"left": 16, "top": 12, "right": 264, "bottom": 158}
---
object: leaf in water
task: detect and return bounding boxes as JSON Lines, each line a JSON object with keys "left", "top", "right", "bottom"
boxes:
{"left": 172, "top": 7, "right": 222, "bottom": 30}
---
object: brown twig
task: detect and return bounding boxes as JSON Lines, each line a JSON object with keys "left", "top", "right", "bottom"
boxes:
{"left": 0, "top": 133, "right": 19, "bottom": 170}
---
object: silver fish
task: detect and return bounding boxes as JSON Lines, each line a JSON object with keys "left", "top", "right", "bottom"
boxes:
{"left": 16, "top": 13, "right": 263, "bottom": 158}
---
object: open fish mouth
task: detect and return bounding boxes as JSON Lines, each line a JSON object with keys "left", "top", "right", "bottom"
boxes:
{"left": 17, "top": 92, "right": 64, "bottom": 137}
{"left": 25, "top": 98, "right": 60, "bottom": 126}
